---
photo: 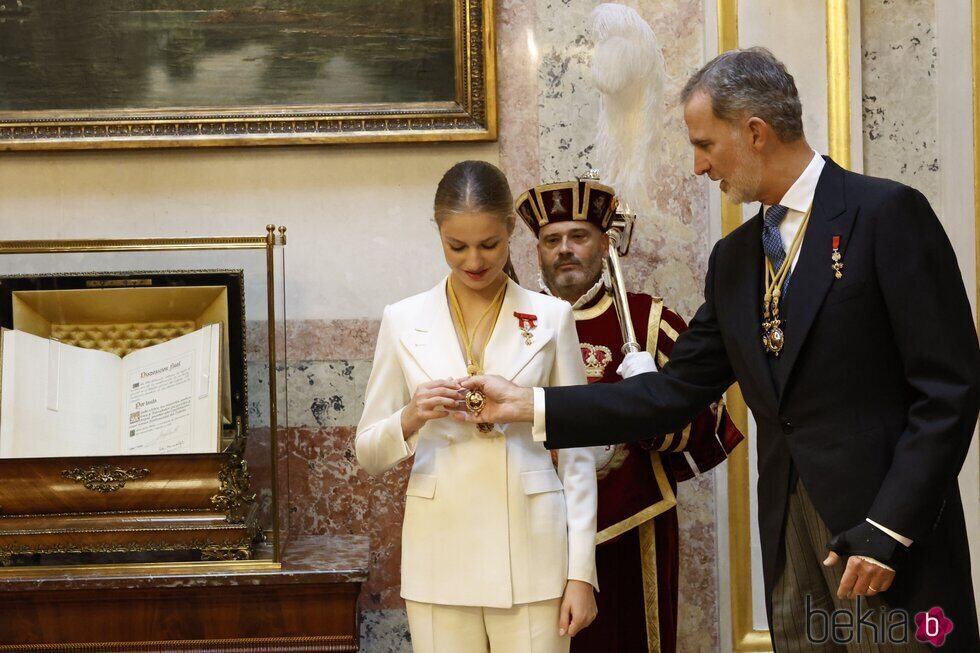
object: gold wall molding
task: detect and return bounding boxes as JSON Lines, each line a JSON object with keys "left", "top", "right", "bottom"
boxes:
{"left": 716, "top": 0, "right": 772, "bottom": 649}
{"left": 719, "top": 2, "right": 852, "bottom": 651}
{"left": 974, "top": 0, "right": 980, "bottom": 324}
{"left": 826, "top": 0, "right": 852, "bottom": 168}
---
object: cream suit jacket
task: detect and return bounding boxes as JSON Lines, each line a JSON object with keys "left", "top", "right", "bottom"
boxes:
{"left": 355, "top": 277, "right": 597, "bottom": 608}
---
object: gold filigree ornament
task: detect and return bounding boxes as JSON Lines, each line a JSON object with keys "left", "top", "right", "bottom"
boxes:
{"left": 62, "top": 465, "right": 150, "bottom": 493}
{"left": 464, "top": 389, "right": 494, "bottom": 433}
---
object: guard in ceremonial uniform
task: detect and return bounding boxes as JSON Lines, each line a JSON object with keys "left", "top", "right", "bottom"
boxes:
{"left": 517, "top": 178, "right": 743, "bottom": 653}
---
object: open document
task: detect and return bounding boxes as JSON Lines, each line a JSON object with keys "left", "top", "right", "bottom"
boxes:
{"left": 0, "top": 324, "right": 222, "bottom": 458}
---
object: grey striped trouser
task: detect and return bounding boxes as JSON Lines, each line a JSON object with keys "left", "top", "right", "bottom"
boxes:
{"left": 770, "top": 480, "right": 927, "bottom": 653}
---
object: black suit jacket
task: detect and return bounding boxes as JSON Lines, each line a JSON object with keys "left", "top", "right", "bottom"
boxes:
{"left": 544, "top": 158, "right": 979, "bottom": 649}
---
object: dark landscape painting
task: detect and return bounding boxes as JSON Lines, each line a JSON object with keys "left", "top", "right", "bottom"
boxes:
{"left": 0, "top": 0, "right": 456, "bottom": 113}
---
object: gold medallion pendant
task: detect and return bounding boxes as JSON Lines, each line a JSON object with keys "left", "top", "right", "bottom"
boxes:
{"left": 447, "top": 277, "right": 507, "bottom": 437}
{"left": 762, "top": 322, "right": 785, "bottom": 355}
{"left": 761, "top": 296, "right": 785, "bottom": 356}
{"left": 464, "top": 388, "right": 495, "bottom": 434}
{"left": 761, "top": 205, "right": 812, "bottom": 357}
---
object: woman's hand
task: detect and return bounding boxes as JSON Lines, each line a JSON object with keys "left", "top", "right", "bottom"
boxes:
{"left": 559, "top": 579, "right": 597, "bottom": 637}
{"left": 401, "top": 379, "right": 462, "bottom": 439}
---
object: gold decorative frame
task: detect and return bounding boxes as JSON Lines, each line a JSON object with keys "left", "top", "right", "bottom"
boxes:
{"left": 0, "top": 1, "right": 496, "bottom": 151}
{"left": 720, "top": 1, "right": 852, "bottom": 650}
{"left": 0, "top": 226, "right": 286, "bottom": 577}
{"left": 974, "top": 0, "right": 980, "bottom": 326}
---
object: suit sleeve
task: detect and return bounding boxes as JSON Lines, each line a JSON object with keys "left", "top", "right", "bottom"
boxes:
{"left": 550, "top": 303, "right": 599, "bottom": 589}
{"left": 355, "top": 306, "right": 418, "bottom": 476}
{"left": 543, "top": 242, "right": 737, "bottom": 450}
{"left": 866, "top": 186, "right": 980, "bottom": 541}
{"left": 651, "top": 308, "right": 744, "bottom": 481}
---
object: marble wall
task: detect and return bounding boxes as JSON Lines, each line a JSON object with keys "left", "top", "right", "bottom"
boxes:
{"left": 0, "top": 1, "right": 723, "bottom": 650}
{"left": 860, "top": 0, "right": 940, "bottom": 207}
{"left": 271, "top": 1, "right": 722, "bottom": 651}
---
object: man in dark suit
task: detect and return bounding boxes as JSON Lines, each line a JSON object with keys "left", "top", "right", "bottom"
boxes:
{"left": 458, "top": 48, "right": 979, "bottom": 652}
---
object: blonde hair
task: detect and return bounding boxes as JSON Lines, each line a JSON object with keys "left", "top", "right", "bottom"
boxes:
{"left": 434, "top": 161, "right": 519, "bottom": 282}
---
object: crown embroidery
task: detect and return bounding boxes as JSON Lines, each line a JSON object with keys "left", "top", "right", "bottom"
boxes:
{"left": 581, "top": 343, "right": 614, "bottom": 380}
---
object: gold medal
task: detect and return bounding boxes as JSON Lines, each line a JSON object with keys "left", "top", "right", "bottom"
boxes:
{"left": 448, "top": 278, "right": 507, "bottom": 437}
{"left": 464, "top": 388, "right": 495, "bottom": 433}
{"left": 761, "top": 205, "right": 812, "bottom": 357}
{"left": 464, "top": 389, "right": 486, "bottom": 415}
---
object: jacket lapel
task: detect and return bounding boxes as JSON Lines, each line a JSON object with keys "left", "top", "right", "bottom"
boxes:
{"left": 483, "top": 280, "right": 553, "bottom": 381}
{"left": 728, "top": 210, "right": 779, "bottom": 407}
{"left": 775, "top": 158, "right": 856, "bottom": 400}
{"left": 398, "top": 279, "right": 469, "bottom": 381}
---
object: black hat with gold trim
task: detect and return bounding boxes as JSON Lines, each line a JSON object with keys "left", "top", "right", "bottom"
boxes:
{"left": 515, "top": 177, "right": 619, "bottom": 237}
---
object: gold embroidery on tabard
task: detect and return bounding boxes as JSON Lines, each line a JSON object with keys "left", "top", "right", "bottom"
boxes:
{"left": 573, "top": 293, "right": 614, "bottom": 321}
{"left": 659, "top": 319, "right": 679, "bottom": 343}
{"left": 595, "top": 451, "right": 676, "bottom": 544}
{"left": 581, "top": 342, "right": 614, "bottom": 379}
{"left": 646, "top": 297, "right": 664, "bottom": 357}
{"left": 640, "top": 519, "right": 662, "bottom": 653}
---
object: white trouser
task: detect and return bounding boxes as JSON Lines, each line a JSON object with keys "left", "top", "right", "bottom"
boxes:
{"left": 405, "top": 598, "right": 570, "bottom": 653}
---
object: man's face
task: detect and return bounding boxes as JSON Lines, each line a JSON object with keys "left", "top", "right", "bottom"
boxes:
{"left": 537, "top": 221, "right": 608, "bottom": 301}
{"left": 684, "top": 90, "right": 762, "bottom": 204}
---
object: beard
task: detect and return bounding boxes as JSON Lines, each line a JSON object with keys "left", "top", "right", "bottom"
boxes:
{"left": 541, "top": 253, "right": 604, "bottom": 301}
{"left": 721, "top": 139, "right": 763, "bottom": 204}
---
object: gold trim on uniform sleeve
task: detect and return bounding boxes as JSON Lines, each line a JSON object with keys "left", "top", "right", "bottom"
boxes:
{"left": 657, "top": 433, "right": 675, "bottom": 452}
{"left": 673, "top": 425, "right": 692, "bottom": 452}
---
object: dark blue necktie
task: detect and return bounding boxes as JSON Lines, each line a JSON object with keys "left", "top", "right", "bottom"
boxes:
{"left": 763, "top": 204, "right": 790, "bottom": 291}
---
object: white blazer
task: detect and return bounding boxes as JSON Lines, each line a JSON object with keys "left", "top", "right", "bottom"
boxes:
{"left": 356, "top": 277, "right": 597, "bottom": 608}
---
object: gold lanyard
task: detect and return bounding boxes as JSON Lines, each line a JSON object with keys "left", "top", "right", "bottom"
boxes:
{"left": 447, "top": 277, "right": 508, "bottom": 375}
{"left": 761, "top": 205, "right": 811, "bottom": 356}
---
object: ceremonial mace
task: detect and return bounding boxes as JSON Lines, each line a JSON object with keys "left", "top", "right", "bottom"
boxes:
{"left": 606, "top": 205, "right": 641, "bottom": 354}
{"left": 581, "top": 169, "right": 641, "bottom": 355}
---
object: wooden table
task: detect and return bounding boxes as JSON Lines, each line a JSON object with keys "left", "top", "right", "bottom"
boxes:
{"left": 0, "top": 535, "right": 368, "bottom": 652}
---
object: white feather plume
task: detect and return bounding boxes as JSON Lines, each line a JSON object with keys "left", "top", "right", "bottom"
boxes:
{"left": 590, "top": 3, "right": 664, "bottom": 216}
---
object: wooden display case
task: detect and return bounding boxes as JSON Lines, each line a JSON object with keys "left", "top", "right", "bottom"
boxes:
{"left": 0, "top": 230, "right": 285, "bottom": 569}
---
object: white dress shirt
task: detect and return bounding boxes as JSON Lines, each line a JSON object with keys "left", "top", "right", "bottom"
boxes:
{"left": 765, "top": 151, "right": 824, "bottom": 273}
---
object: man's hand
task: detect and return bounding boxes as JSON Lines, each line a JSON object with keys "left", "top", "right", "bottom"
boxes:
{"left": 824, "top": 520, "right": 907, "bottom": 598}
{"left": 824, "top": 551, "right": 896, "bottom": 599}
{"left": 559, "top": 579, "right": 597, "bottom": 637}
{"left": 616, "top": 351, "right": 658, "bottom": 378}
{"left": 454, "top": 375, "right": 535, "bottom": 424}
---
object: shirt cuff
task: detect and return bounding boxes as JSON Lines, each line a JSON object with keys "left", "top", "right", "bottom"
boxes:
{"left": 866, "top": 518, "right": 913, "bottom": 547}
{"left": 532, "top": 387, "right": 547, "bottom": 442}
{"left": 855, "top": 555, "right": 895, "bottom": 573}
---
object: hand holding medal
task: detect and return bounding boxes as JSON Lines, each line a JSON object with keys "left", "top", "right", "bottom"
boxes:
{"left": 448, "top": 278, "right": 508, "bottom": 435}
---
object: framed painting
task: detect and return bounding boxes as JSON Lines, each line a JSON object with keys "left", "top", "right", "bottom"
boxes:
{"left": 0, "top": 0, "right": 496, "bottom": 150}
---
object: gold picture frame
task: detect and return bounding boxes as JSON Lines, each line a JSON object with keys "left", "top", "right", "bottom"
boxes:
{"left": 0, "top": 1, "right": 496, "bottom": 151}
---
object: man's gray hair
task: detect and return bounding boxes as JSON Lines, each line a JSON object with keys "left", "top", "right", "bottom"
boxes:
{"left": 680, "top": 47, "right": 804, "bottom": 142}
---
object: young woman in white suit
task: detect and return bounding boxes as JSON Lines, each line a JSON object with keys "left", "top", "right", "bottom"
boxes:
{"left": 356, "top": 161, "right": 598, "bottom": 653}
